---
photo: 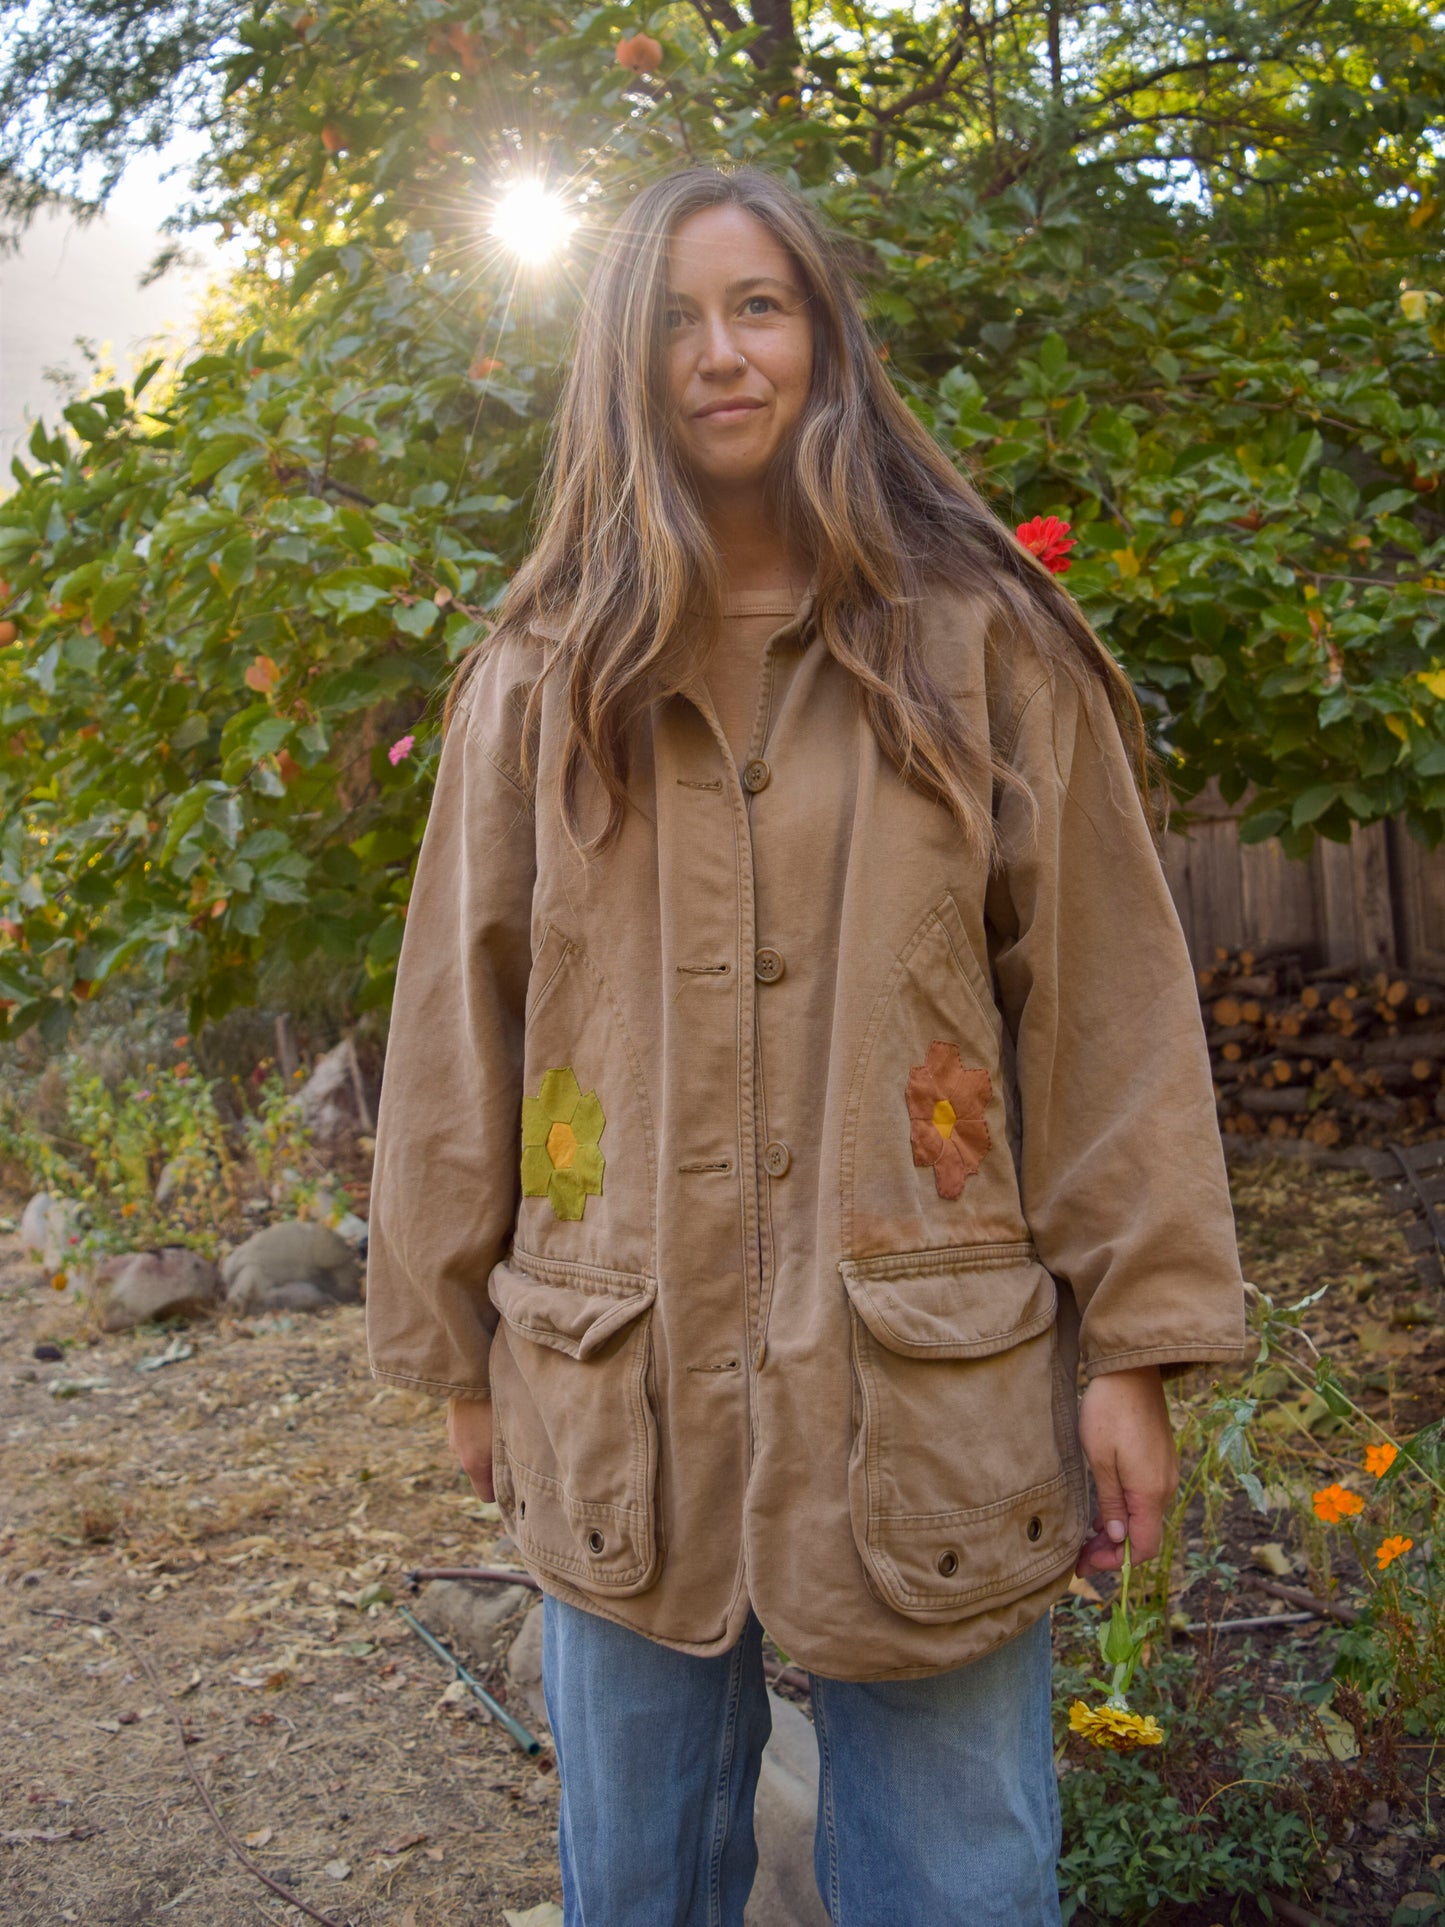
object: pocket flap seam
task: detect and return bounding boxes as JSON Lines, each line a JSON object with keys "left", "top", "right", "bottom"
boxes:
{"left": 840, "top": 1250, "right": 1056, "bottom": 1358}
{"left": 492, "top": 1249, "right": 656, "bottom": 1359}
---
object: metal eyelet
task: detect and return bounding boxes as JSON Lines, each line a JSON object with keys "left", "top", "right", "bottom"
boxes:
{"left": 587, "top": 1530, "right": 606, "bottom": 1555}
{"left": 1026, "top": 1515, "right": 1043, "bottom": 1543}
{"left": 936, "top": 1549, "right": 959, "bottom": 1578}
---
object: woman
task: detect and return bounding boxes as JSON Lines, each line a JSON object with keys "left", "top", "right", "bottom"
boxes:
{"left": 365, "top": 164, "right": 1253, "bottom": 1925}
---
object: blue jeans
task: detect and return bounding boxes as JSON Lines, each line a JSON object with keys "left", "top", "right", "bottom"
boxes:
{"left": 541, "top": 1595, "right": 1063, "bottom": 1926}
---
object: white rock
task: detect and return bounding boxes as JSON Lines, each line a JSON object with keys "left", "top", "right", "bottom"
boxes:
{"left": 218, "top": 1220, "right": 361, "bottom": 1315}
{"left": 416, "top": 1580, "right": 535, "bottom": 1668}
{"left": 299, "top": 1040, "right": 360, "bottom": 1139}
{"left": 505, "top": 1599, "right": 549, "bottom": 1733}
{"left": 21, "top": 1192, "right": 84, "bottom": 1275}
{"left": 95, "top": 1248, "right": 222, "bottom": 1333}
{"left": 746, "top": 1691, "right": 828, "bottom": 1927}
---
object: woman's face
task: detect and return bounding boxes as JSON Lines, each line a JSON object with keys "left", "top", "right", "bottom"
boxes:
{"left": 660, "top": 204, "right": 814, "bottom": 502}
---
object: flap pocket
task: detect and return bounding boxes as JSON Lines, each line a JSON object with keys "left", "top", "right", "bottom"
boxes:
{"left": 839, "top": 1241, "right": 1055, "bottom": 1357}
{"left": 839, "top": 1242, "right": 1086, "bottom": 1622}
{"left": 487, "top": 1250, "right": 662, "bottom": 1597}
{"left": 491, "top": 1252, "right": 656, "bottom": 1359}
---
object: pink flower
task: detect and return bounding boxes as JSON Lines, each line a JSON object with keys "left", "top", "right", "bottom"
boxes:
{"left": 1016, "top": 515, "right": 1075, "bottom": 575}
{"left": 388, "top": 734, "right": 415, "bottom": 766}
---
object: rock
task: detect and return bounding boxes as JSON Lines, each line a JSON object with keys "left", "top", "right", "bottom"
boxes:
{"left": 33, "top": 1343, "right": 63, "bottom": 1362}
{"left": 95, "top": 1248, "right": 222, "bottom": 1333}
{"left": 219, "top": 1221, "right": 361, "bottom": 1315}
{"left": 299, "top": 1040, "right": 362, "bottom": 1140}
{"left": 21, "top": 1192, "right": 84, "bottom": 1276}
{"left": 746, "top": 1691, "right": 828, "bottom": 1927}
{"left": 505, "top": 1599, "right": 549, "bottom": 1733}
{"left": 416, "top": 1580, "right": 535, "bottom": 1669}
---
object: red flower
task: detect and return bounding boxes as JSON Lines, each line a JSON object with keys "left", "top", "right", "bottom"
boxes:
{"left": 1016, "top": 515, "right": 1075, "bottom": 575}
{"left": 905, "top": 1040, "right": 992, "bottom": 1200}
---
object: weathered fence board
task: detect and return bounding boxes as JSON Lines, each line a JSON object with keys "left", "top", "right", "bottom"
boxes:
{"left": 1162, "top": 781, "right": 1445, "bottom": 972}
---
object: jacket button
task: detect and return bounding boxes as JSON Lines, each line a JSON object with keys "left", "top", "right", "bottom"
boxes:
{"left": 754, "top": 947, "right": 785, "bottom": 983}
{"left": 763, "top": 1140, "right": 791, "bottom": 1178}
{"left": 742, "top": 757, "right": 771, "bottom": 792}
{"left": 936, "top": 1549, "right": 959, "bottom": 1578}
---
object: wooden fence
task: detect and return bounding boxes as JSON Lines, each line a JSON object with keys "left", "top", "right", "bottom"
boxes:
{"left": 1160, "top": 781, "right": 1445, "bottom": 974}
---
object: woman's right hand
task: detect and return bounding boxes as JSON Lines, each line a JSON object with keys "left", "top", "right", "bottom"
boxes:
{"left": 446, "top": 1395, "right": 496, "bottom": 1501}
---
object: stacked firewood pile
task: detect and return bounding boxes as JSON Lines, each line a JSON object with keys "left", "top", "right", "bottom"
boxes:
{"left": 1202, "top": 945, "right": 1445, "bottom": 1148}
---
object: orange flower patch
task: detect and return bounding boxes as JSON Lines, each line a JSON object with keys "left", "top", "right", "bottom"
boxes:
{"left": 1363, "top": 1441, "right": 1398, "bottom": 1478}
{"left": 1312, "top": 1482, "right": 1365, "bottom": 1523}
{"left": 1375, "top": 1535, "right": 1413, "bottom": 1571}
{"left": 906, "top": 1040, "right": 991, "bottom": 1200}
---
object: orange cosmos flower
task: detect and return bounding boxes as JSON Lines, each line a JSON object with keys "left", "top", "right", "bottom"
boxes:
{"left": 1375, "top": 1535, "right": 1413, "bottom": 1571}
{"left": 1312, "top": 1482, "right": 1366, "bottom": 1523}
{"left": 1363, "top": 1441, "right": 1398, "bottom": 1478}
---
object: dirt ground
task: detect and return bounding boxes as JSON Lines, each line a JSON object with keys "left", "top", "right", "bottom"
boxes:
{"left": 1, "top": 1152, "right": 1442, "bottom": 1926}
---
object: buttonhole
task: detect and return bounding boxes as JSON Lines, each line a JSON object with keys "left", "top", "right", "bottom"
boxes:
{"left": 677, "top": 1159, "right": 732, "bottom": 1174}
{"left": 677, "top": 776, "right": 724, "bottom": 791}
{"left": 676, "top": 962, "right": 730, "bottom": 975}
{"left": 687, "top": 1358, "right": 742, "bottom": 1374}
{"left": 518, "top": 1499, "right": 526, "bottom": 1520}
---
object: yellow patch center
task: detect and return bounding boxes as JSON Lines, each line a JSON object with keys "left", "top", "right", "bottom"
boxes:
{"left": 932, "top": 1097, "right": 956, "bottom": 1138}
{"left": 546, "top": 1119, "right": 578, "bottom": 1169}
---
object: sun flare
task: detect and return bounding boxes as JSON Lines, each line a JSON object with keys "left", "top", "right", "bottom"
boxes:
{"left": 488, "top": 180, "right": 577, "bottom": 264}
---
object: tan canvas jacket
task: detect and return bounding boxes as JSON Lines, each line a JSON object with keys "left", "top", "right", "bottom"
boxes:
{"left": 365, "top": 579, "right": 1255, "bottom": 1681}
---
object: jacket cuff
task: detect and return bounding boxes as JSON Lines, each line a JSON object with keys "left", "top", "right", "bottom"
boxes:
{"left": 368, "top": 1362, "right": 493, "bottom": 1401}
{"left": 1083, "top": 1339, "right": 1260, "bottom": 1381}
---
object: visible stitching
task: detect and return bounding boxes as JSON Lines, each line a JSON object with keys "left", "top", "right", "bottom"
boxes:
{"left": 687, "top": 1359, "right": 741, "bottom": 1374}
{"left": 706, "top": 1626, "right": 749, "bottom": 1925}
{"left": 839, "top": 1240, "right": 1037, "bottom": 1282}
{"left": 676, "top": 961, "right": 730, "bottom": 975}
{"left": 677, "top": 775, "right": 724, "bottom": 791}
{"left": 810, "top": 1677, "right": 843, "bottom": 1924}
{"left": 508, "top": 1245, "right": 656, "bottom": 1293}
{"left": 677, "top": 1158, "right": 733, "bottom": 1173}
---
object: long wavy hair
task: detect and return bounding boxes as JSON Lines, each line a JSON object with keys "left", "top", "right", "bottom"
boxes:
{"left": 443, "top": 162, "right": 1167, "bottom": 864}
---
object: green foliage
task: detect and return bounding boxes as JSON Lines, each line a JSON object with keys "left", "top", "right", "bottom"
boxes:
{"left": 1059, "top": 1757, "right": 1315, "bottom": 1923}
{"left": 0, "top": 1051, "right": 334, "bottom": 1263}
{"left": 1, "top": 1, "right": 1442, "bottom": 1038}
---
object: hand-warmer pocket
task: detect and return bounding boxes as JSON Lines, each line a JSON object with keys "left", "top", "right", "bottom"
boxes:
{"left": 839, "top": 1241, "right": 1086, "bottom": 1621}
{"left": 488, "top": 1249, "right": 661, "bottom": 1596}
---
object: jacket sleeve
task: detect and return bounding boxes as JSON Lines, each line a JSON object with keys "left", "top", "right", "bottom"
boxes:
{"left": 983, "top": 647, "right": 1256, "bottom": 1380}
{"left": 364, "top": 639, "right": 539, "bottom": 1399}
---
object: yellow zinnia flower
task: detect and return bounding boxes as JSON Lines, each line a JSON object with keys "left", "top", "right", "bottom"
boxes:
{"left": 1067, "top": 1700, "right": 1165, "bottom": 1751}
{"left": 1375, "top": 1535, "right": 1413, "bottom": 1571}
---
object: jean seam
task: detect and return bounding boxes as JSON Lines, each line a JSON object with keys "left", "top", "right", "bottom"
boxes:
{"left": 705, "top": 1622, "right": 750, "bottom": 1927}
{"left": 810, "top": 1677, "right": 843, "bottom": 1925}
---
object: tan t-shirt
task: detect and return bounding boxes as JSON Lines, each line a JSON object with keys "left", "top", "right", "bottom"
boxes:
{"left": 702, "top": 585, "right": 814, "bottom": 768}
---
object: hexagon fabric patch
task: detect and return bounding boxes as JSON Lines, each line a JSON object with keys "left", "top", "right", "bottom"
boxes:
{"left": 905, "top": 1040, "right": 991, "bottom": 1200}
{"left": 520, "top": 1067, "right": 605, "bottom": 1220}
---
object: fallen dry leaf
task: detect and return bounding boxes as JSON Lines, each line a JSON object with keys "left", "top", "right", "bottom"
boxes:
{"left": 376, "top": 1830, "right": 427, "bottom": 1856}
{"left": 244, "top": 1827, "right": 273, "bottom": 1848}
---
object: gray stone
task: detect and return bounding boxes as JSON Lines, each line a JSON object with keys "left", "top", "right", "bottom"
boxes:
{"left": 746, "top": 1691, "right": 828, "bottom": 1927}
{"left": 415, "top": 1580, "right": 534, "bottom": 1669}
{"left": 95, "top": 1247, "right": 222, "bottom": 1332}
{"left": 219, "top": 1220, "right": 360, "bottom": 1316}
{"left": 505, "top": 1598, "right": 549, "bottom": 1733}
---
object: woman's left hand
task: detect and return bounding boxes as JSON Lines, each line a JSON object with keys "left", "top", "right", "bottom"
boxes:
{"left": 1074, "top": 1365, "right": 1178, "bottom": 1576}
